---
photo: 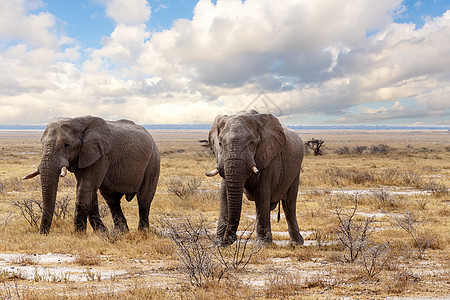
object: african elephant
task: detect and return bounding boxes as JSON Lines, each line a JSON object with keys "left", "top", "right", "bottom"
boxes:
{"left": 23, "top": 116, "right": 160, "bottom": 234}
{"left": 206, "top": 111, "right": 304, "bottom": 246}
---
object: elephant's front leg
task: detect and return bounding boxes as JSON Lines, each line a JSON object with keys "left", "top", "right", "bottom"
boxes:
{"left": 74, "top": 167, "right": 107, "bottom": 233}
{"left": 87, "top": 192, "right": 108, "bottom": 232}
{"left": 215, "top": 180, "right": 228, "bottom": 243}
{"left": 75, "top": 186, "right": 107, "bottom": 232}
{"left": 255, "top": 188, "right": 273, "bottom": 245}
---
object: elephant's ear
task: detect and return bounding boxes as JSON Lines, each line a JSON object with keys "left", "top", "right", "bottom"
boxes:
{"left": 208, "top": 115, "right": 227, "bottom": 157}
{"left": 74, "top": 116, "right": 113, "bottom": 169}
{"left": 255, "top": 114, "right": 286, "bottom": 169}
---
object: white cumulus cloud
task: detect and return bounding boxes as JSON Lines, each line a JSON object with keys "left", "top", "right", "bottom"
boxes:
{"left": 0, "top": 0, "right": 449, "bottom": 126}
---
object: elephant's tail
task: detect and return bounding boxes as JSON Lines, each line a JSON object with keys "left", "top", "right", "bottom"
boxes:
{"left": 277, "top": 202, "right": 281, "bottom": 223}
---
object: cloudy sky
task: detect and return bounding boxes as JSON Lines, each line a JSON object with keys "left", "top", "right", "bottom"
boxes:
{"left": 1, "top": 0, "right": 449, "bottom": 125}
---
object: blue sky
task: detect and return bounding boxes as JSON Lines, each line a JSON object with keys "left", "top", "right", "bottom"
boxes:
{"left": 0, "top": 0, "right": 449, "bottom": 125}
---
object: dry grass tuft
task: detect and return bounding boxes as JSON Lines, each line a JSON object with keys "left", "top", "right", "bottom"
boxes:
{"left": 75, "top": 252, "right": 101, "bottom": 266}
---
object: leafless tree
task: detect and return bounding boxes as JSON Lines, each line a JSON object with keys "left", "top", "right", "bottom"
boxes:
{"left": 305, "top": 139, "right": 324, "bottom": 156}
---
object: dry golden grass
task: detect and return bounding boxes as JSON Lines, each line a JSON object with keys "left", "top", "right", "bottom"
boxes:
{"left": 0, "top": 129, "right": 449, "bottom": 299}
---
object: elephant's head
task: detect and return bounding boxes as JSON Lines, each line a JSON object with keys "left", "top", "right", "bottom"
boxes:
{"left": 206, "top": 111, "right": 286, "bottom": 244}
{"left": 23, "top": 116, "right": 113, "bottom": 234}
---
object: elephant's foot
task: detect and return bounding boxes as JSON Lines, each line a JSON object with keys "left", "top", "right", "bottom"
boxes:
{"left": 220, "top": 231, "right": 237, "bottom": 246}
{"left": 256, "top": 236, "right": 273, "bottom": 247}
{"left": 289, "top": 233, "right": 304, "bottom": 246}
{"left": 256, "top": 227, "right": 273, "bottom": 246}
{"left": 137, "top": 219, "right": 149, "bottom": 231}
{"left": 114, "top": 218, "right": 129, "bottom": 232}
{"left": 39, "top": 220, "right": 52, "bottom": 235}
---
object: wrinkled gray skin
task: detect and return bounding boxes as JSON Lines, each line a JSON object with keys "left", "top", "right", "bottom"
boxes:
{"left": 23, "top": 116, "right": 160, "bottom": 234}
{"left": 207, "top": 111, "right": 304, "bottom": 246}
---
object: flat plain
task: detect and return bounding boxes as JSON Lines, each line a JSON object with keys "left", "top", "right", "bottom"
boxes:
{"left": 0, "top": 129, "right": 449, "bottom": 299}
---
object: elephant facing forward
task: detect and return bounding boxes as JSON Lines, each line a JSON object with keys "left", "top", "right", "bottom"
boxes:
{"left": 206, "top": 111, "right": 304, "bottom": 246}
{"left": 23, "top": 116, "right": 160, "bottom": 234}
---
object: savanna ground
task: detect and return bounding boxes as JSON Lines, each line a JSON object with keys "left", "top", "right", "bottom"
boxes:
{"left": 0, "top": 129, "right": 449, "bottom": 299}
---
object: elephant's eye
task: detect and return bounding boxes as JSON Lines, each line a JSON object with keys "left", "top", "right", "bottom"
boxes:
{"left": 64, "top": 143, "right": 70, "bottom": 148}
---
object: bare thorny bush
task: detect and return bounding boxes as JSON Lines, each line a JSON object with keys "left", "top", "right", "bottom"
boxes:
{"left": 334, "top": 195, "right": 391, "bottom": 278}
{"left": 166, "top": 176, "right": 201, "bottom": 200}
{"left": 9, "top": 194, "right": 73, "bottom": 229}
{"left": 9, "top": 198, "right": 42, "bottom": 228}
{"left": 395, "top": 211, "right": 433, "bottom": 259}
{"left": 157, "top": 213, "right": 261, "bottom": 287}
{"left": 1, "top": 279, "right": 31, "bottom": 300}
{"left": 334, "top": 195, "right": 373, "bottom": 263}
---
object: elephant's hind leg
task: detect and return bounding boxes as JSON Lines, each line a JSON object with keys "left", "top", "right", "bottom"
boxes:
{"left": 100, "top": 190, "right": 129, "bottom": 232}
{"left": 282, "top": 174, "right": 304, "bottom": 245}
{"left": 137, "top": 163, "right": 160, "bottom": 231}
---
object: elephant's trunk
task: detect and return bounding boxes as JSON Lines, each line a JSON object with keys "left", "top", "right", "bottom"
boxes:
{"left": 223, "top": 159, "right": 248, "bottom": 244}
{"left": 39, "top": 156, "right": 61, "bottom": 234}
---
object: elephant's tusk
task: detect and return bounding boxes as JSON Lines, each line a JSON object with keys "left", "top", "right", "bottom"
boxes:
{"left": 60, "top": 166, "right": 68, "bottom": 178}
{"left": 251, "top": 165, "right": 259, "bottom": 174}
{"left": 22, "top": 169, "right": 40, "bottom": 180}
{"left": 205, "top": 168, "right": 219, "bottom": 177}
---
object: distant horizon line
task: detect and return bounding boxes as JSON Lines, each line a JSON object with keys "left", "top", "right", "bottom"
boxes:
{"left": 0, "top": 124, "right": 449, "bottom": 131}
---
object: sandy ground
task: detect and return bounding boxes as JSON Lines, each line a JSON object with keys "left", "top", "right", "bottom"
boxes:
{"left": 1, "top": 129, "right": 449, "bottom": 299}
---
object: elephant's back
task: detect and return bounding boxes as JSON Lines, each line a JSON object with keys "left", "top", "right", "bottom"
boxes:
{"left": 108, "top": 120, "right": 154, "bottom": 143}
{"left": 107, "top": 120, "right": 158, "bottom": 160}
{"left": 283, "top": 126, "right": 304, "bottom": 157}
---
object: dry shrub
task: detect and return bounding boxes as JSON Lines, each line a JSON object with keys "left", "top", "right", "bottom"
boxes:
{"left": 395, "top": 212, "right": 437, "bottom": 258}
{"left": 372, "top": 189, "right": 398, "bottom": 209}
{"left": 0, "top": 212, "right": 14, "bottom": 228}
{"left": 353, "top": 145, "right": 367, "bottom": 154}
{"left": 166, "top": 176, "right": 201, "bottom": 200}
{"left": 415, "top": 197, "right": 429, "bottom": 210}
{"left": 323, "top": 167, "right": 374, "bottom": 186}
{"left": 311, "top": 227, "right": 333, "bottom": 250}
{"left": 334, "top": 196, "right": 374, "bottom": 262}
{"left": 387, "top": 270, "right": 420, "bottom": 294}
{"left": 84, "top": 283, "right": 168, "bottom": 300}
{"left": 335, "top": 146, "right": 351, "bottom": 155}
{"left": 421, "top": 181, "right": 448, "bottom": 197}
{"left": 194, "top": 276, "right": 254, "bottom": 300}
{"left": 54, "top": 193, "right": 72, "bottom": 220}
{"left": 75, "top": 252, "right": 101, "bottom": 266}
{"left": 265, "top": 270, "right": 303, "bottom": 298}
{"left": 158, "top": 213, "right": 260, "bottom": 287}
{"left": 158, "top": 214, "right": 216, "bottom": 286}
{"left": 376, "top": 168, "right": 400, "bottom": 185}
{"left": 437, "top": 207, "right": 450, "bottom": 217}
{"left": 417, "top": 229, "right": 445, "bottom": 250}
{"left": 9, "top": 198, "right": 42, "bottom": 229}
{"left": 370, "top": 144, "right": 391, "bottom": 154}
{"left": 402, "top": 170, "right": 423, "bottom": 186}
{"left": 360, "top": 243, "right": 391, "bottom": 277}
{"left": 292, "top": 248, "right": 317, "bottom": 262}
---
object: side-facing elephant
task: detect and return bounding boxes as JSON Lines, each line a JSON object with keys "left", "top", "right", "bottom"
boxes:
{"left": 206, "top": 111, "right": 304, "bottom": 246}
{"left": 23, "top": 116, "right": 160, "bottom": 234}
